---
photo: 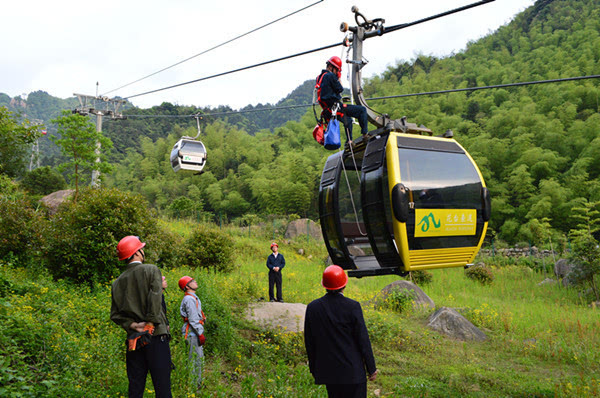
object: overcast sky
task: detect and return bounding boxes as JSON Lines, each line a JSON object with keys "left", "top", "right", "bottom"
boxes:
{"left": 1, "top": 0, "right": 535, "bottom": 110}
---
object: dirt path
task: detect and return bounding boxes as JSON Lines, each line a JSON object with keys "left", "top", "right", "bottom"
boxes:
{"left": 245, "top": 302, "right": 307, "bottom": 333}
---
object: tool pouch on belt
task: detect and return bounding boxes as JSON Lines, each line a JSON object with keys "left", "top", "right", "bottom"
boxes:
{"left": 127, "top": 323, "right": 155, "bottom": 351}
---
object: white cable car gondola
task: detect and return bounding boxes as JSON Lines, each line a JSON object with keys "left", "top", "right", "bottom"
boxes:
{"left": 170, "top": 115, "right": 207, "bottom": 173}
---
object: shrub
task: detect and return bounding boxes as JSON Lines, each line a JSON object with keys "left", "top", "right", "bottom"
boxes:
{"left": 182, "top": 225, "right": 234, "bottom": 272}
{"left": 168, "top": 196, "right": 203, "bottom": 219}
{"left": 383, "top": 289, "right": 415, "bottom": 314}
{"left": 0, "top": 177, "right": 47, "bottom": 261}
{"left": 43, "top": 187, "right": 172, "bottom": 286}
{"left": 145, "top": 226, "right": 183, "bottom": 269}
{"left": 465, "top": 264, "right": 495, "bottom": 285}
{"left": 20, "top": 166, "right": 67, "bottom": 196}
{"left": 409, "top": 270, "right": 433, "bottom": 286}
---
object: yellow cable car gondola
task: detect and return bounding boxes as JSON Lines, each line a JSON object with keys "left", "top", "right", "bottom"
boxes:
{"left": 170, "top": 115, "right": 207, "bottom": 173}
{"left": 319, "top": 7, "right": 491, "bottom": 278}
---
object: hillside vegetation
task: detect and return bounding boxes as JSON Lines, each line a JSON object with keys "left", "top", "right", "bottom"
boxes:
{"left": 2, "top": 1, "right": 600, "bottom": 395}
{"left": 98, "top": 0, "right": 600, "bottom": 246}
{"left": 1, "top": 216, "right": 599, "bottom": 397}
{"left": 3, "top": 1, "right": 600, "bottom": 244}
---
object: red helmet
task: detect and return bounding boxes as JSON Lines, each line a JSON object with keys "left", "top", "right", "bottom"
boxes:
{"left": 322, "top": 265, "right": 348, "bottom": 290}
{"left": 270, "top": 242, "right": 278, "bottom": 249}
{"left": 117, "top": 236, "right": 145, "bottom": 261}
{"left": 327, "top": 56, "right": 342, "bottom": 71}
{"left": 178, "top": 276, "right": 193, "bottom": 291}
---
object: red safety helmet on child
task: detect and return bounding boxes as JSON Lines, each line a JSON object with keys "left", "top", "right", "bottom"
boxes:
{"left": 327, "top": 56, "right": 343, "bottom": 71}
{"left": 270, "top": 242, "right": 278, "bottom": 249}
{"left": 178, "top": 276, "right": 193, "bottom": 291}
{"left": 117, "top": 236, "right": 146, "bottom": 261}
{"left": 321, "top": 265, "right": 348, "bottom": 290}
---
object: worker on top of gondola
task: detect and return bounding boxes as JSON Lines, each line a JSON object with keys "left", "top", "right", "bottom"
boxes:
{"left": 316, "top": 56, "right": 369, "bottom": 143}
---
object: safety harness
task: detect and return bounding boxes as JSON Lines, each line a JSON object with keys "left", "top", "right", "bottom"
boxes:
{"left": 315, "top": 71, "right": 344, "bottom": 119}
{"left": 182, "top": 293, "right": 206, "bottom": 343}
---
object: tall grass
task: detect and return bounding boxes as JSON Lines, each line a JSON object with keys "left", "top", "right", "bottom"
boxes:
{"left": 1, "top": 219, "right": 599, "bottom": 397}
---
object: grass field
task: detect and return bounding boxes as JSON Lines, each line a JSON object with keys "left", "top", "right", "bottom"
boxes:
{"left": 1, "top": 221, "right": 599, "bottom": 397}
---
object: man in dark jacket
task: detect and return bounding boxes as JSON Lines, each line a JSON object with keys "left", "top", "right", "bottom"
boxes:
{"left": 111, "top": 236, "right": 172, "bottom": 398}
{"left": 316, "top": 55, "right": 369, "bottom": 143}
{"left": 304, "top": 265, "right": 378, "bottom": 398}
{"left": 266, "top": 242, "right": 285, "bottom": 302}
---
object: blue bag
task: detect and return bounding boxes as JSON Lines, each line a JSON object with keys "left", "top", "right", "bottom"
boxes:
{"left": 324, "top": 118, "right": 341, "bottom": 150}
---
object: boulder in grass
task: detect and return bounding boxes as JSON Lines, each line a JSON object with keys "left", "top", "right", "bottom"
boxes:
{"left": 285, "top": 218, "right": 322, "bottom": 240}
{"left": 369, "top": 280, "right": 435, "bottom": 310}
{"left": 427, "top": 307, "right": 487, "bottom": 341}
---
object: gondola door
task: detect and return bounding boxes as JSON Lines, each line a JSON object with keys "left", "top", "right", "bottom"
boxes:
{"left": 386, "top": 133, "right": 490, "bottom": 271}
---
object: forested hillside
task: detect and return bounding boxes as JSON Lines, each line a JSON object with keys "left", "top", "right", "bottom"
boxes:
{"left": 4, "top": 0, "right": 600, "bottom": 246}
{"left": 0, "top": 78, "right": 314, "bottom": 164}
{"left": 363, "top": 0, "right": 600, "bottom": 245}
{"left": 102, "top": 0, "right": 600, "bottom": 245}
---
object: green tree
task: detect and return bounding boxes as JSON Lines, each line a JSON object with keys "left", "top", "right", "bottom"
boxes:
{"left": 43, "top": 187, "right": 176, "bottom": 286}
{"left": 21, "top": 166, "right": 67, "bottom": 196}
{"left": 50, "top": 111, "right": 113, "bottom": 200}
{"left": 567, "top": 200, "right": 600, "bottom": 301}
{"left": 0, "top": 107, "right": 41, "bottom": 178}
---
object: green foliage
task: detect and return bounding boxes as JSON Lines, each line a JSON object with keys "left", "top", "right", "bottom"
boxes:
{"left": 50, "top": 110, "right": 113, "bottom": 199}
{"left": 20, "top": 165, "right": 67, "bottom": 196}
{"left": 43, "top": 187, "right": 167, "bottom": 285}
{"left": 567, "top": 230, "right": 600, "bottom": 301}
{"left": 182, "top": 225, "right": 234, "bottom": 272}
{"left": 409, "top": 270, "right": 433, "bottom": 286}
{"left": 168, "top": 195, "right": 203, "bottom": 219}
{"left": 465, "top": 264, "right": 495, "bottom": 285}
{"left": 0, "top": 106, "right": 41, "bottom": 178}
{"left": 383, "top": 289, "right": 415, "bottom": 314}
{"left": 0, "top": 176, "right": 47, "bottom": 261}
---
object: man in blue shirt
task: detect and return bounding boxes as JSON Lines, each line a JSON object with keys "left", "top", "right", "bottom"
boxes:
{"left": 266, "top": 242, "right": 285, "bottom": 302}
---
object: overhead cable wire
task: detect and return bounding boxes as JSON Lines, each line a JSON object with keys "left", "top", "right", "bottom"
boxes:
{"left": 120, "top": 74, "right": 600, "bottom": 119}
{"left": 382, "top": 0, "right": 495, "bottom": 35}
{"left": 367, "top": 74, "right": 600, "bottom": 101}
{"left": 123, "top": 0, "right": 494, "bottom": 101}
{"left": 123, "top": 41, "right": 343, "bottom": 100}
{"left": 101, "top": 0, "right": 324, "bottom": 96}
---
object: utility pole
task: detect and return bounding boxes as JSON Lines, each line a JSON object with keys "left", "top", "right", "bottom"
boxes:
{"left": 27, "top": 118, "right": 45, "bottom": 171}
{"left": 73, "top": 92, "right": 126, "bottom": 187}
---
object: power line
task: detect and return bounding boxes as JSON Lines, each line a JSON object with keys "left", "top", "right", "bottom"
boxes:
{"left": 123, "top": 41, "right": 342, "bottom": 100}
{"left": 123, "top": 0, "right": 495, "bottom": 101}
{"left": 383, "top": 0, "right": 495, "bottom": 35}
{"left": 102, "top": 0, "right": 324, "bottom": 97}
{"left": 119, "top": 74, "right": 600, "bottom": 119}
{"left": 367, "top": 74, "right": 600, "bottom": 100}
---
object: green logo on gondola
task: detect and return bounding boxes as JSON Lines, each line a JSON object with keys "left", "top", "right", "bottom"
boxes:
{"left": 418, "top": 213, "right": 441, "bottom": 232}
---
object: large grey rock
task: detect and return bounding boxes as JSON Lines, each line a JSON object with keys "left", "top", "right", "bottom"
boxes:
{"left": 427, "top": 307, "right": 487, "bottom": 341}
{"left": 538, "top": 278, "right": 557, "bottom": 286}
{"left": 40, "top": 189, "right": 75, "bottom": 215}
{"left": 370, "top": 280, "right": 435, "bottom": 310}
{"left": 285, "top": 218, "right": 323, "bottom": 241}
{"left": 554, "top": 258, "right": 574, "bottom": 279}
{"left": 245, "top": 302, "right": 306, "bottom": 333}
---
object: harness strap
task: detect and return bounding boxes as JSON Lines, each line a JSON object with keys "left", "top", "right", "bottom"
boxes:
{"left": 182, "top": 293, "right": 205, "bottom": 340}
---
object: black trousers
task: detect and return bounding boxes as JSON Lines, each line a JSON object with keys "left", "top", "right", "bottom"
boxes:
{"left": 340, "top": 104, "right": 369, "bottom": 140}
{"left": 326, "top": 382, "right": 367, "bottom": 398}
{"left": 268, "top": 270, "right": 283, "bottom": 301}
{"left": 126, "top": 335, "right": 172, "bottom": 398}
